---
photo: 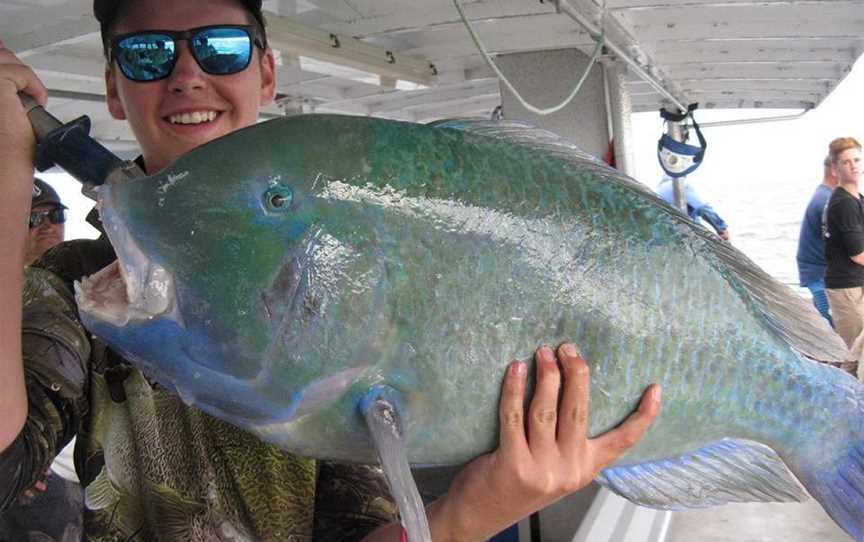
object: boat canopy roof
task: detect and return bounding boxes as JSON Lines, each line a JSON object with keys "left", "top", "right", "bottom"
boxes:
{"left": 2, "top": 0, "right": 862, "bottom": 144}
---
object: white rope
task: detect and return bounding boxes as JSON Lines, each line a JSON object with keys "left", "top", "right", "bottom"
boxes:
{"left": 453, "top": 0, "right": 605, "bottom": 116}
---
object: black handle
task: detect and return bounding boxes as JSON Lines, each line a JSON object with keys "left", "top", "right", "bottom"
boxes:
{"left": 18, "top": 93, "right": 144, "bottom": 196}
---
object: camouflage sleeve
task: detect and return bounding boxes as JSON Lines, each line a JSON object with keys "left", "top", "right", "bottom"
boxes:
{"left": 0, "top": 267, "right": 90, "bottom": 511}
{"left": 312, "top": 461, "right": 399, "bottom": 541}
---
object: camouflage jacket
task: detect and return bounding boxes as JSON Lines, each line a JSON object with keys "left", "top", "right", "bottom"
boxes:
{"left": 0, "top": 231, "right": 397, "bottom": 541}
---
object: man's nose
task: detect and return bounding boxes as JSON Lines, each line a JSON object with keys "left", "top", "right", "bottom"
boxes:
{"left": 168, "top": 42, "right": 206, "bottom": 92}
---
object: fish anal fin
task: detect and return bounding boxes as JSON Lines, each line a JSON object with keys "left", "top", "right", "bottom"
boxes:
{"left": 597, "top": 439, "right": 806, "bottom": 510}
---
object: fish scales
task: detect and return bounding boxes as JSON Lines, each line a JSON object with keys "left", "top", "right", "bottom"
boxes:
{"left": 76, "top": 115, "right": 864, "bottom": 539}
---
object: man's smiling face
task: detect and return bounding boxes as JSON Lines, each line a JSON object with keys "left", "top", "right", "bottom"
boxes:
{"left": 104, "top": 0, "right": 276, "bottom": 174}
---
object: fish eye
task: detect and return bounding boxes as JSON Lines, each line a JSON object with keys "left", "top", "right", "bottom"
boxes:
{"left": 264, "top": 185, "right": 294, "bottom": 212}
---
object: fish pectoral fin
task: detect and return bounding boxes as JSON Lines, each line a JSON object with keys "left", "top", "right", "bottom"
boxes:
{"left": 84, "top": 465, "right": 122, "bottom": 512}
{"left": 84, "top": 465, "right": 147, "bottom": 535}
{"left": 144, "top": 481, "right": 207, "bottom": 540}
{"left": 596, "top": 438, "right": 806, "bottom": 509}
{"left": 290, "top": 366, "right": 368, "bottom": 419}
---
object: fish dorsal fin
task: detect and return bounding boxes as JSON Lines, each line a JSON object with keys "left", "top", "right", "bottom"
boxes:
{"left": 431, "top": 118, "right": 848, "bottom": 364}
{"left": 700, "top": 233, "right": 848, "bottom": 364}
{"left": 596, "top": 439, "right": 806, "bottom": 509}
{"left": 84, "top": 465, "right": 122, "bottom": 511}
{"left": 429, "top": 118, "right": 601, "bottom": 165}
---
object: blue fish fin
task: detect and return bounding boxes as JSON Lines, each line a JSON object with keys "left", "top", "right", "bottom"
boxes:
{"left": 792, "top": 441, "right": 864, "bottom": 541}
{"left": 705, "top": 231, "right": 848, "bottom": 365}
{"left": 596, "top": 438, "right": 806, "bottom": 509}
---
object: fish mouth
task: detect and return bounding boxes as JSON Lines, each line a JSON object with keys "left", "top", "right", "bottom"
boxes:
{"left": 75, "top": 186, "right": 180, "bottom": 328}
{"left": 76, "top": 258, "right": 178, "bottom": 328}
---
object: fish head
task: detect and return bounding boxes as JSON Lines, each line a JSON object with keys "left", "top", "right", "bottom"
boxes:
{"left": 76, "top": 117, "right": 395, "bottom": 434}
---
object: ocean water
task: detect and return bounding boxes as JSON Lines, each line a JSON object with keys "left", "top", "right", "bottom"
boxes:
{"left": 629, "top": 108, "right": 847, "bottom": 301}
{"left": 683, "top": 174, "right": 815, "bottom": 294}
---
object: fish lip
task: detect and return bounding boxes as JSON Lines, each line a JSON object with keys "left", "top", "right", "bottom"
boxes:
{"left": 76, "top": 257, "right": 180, "bottom": 328}
{"left": 75, "top": 184, "right": 181, "bottom": 327}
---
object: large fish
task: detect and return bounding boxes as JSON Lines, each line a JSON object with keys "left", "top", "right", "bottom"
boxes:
{"left": 76, "top": 115, "right": 864, "bottom": 539}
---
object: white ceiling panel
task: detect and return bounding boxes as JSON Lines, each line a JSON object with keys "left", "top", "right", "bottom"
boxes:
{"left": 2, "top": 0, "right": 863, "bottom": 146}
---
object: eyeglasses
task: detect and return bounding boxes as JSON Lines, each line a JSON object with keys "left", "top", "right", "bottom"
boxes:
{"left": 29, "top": 207, "right": 66, "bottom": 229}
{"left": 109, "top": 24, "right": 265, "bottom": 82}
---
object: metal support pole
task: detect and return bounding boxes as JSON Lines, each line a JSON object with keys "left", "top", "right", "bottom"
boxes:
{"left": 665, "top": 119, "right": 687, "bottom": 212}
{"left": 604, "top": 60, "right": 635, "bottom": 176}
{"left": 691, "top": 109, "right": 809, "bottom": 129}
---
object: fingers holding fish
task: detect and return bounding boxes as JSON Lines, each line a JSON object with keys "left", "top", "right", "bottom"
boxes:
{"left": 589, "top": 384, "right": 662, "bottom": 472}
{"left": 497, "top": 360, "right": 528, "bottom": 456}
{"left": 527, "top": 345, "right": 561, "bottom": 450}
{"left": 556, "top": 342, "right": 590, "bottom": 451}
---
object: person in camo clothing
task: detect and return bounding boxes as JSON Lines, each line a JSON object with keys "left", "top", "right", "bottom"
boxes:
{"left": 0, "top": 1, "right": 660, "bottom": 540}
{"left": 0, "top": 178, "right": 82, "bottom": 542}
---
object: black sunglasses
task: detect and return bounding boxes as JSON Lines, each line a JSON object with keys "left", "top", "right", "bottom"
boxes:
{"left": 109, "top": 24, "right": 265, "bottom": 82}
{"left": 29, "top": 207, "right": 66, "bottom": 229}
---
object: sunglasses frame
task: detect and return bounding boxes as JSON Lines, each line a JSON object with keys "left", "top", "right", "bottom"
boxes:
{"left": 29, "top": 207, "right": 67, "bottom": 229}
{"left": 109, "top": 24, "right": 265, "bottom": 82}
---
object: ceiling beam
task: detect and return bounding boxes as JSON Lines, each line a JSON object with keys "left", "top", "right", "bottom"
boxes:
{"left": 5, "top": 0, "right": 97, "bottom": 57}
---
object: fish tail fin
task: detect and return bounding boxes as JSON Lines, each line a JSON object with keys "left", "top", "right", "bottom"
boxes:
{"left": 786, "top": 396, "right": 864, "bottom": 542}
{"left": 793, "top": 437, "right": 864, "bottom": 541}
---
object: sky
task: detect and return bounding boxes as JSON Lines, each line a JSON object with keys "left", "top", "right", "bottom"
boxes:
{"left": 40, "top": 53, "right": 864, "bottom": 283}
{"left": 631, "top": 53, "right": 864, "bottom": 189}
{"left": 629, "top": 54, "right": 864, "bottom": 286}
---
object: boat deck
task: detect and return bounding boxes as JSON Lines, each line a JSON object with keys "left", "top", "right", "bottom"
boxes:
{"left": 666, "top": 499, "right": 850, "bottom": 542}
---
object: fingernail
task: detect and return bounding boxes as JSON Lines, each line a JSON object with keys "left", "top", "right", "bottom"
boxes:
{"left": 562, "top": 343, "right": 579, "bottom": 357}
{"left": 511, "top": 361, "right": 526, "bottom": 376}
{"left": 652, "top": 385, "right": 662, "bottom": 403}
{"left": 541, "top": 347, "right": 558, "bottom": 366}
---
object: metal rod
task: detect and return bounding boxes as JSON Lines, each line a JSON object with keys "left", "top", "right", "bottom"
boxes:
{"left": 555, "top": 0, "right": 688, "bottom": 113}
{"left": 666, "top": 121, "right": 688, "bottom": 212}
{"left": 690, "top": 109, "right": 810, "bottom": 128}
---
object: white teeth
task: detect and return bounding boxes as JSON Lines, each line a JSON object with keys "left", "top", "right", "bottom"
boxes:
{"left": 169, "top": 111, "right": 217, "bottom": 125}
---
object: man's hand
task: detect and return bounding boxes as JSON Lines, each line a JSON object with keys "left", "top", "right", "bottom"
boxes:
{"left": 426, "top": 343, "right": 661, "bottom": 542}
{"left": 0, "top": 40, "right": 47, "bottom": 161}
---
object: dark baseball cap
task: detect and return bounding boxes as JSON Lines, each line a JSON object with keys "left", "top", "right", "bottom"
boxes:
{"left": 94, "top": 0, "right": 267, "bottom": 52}
{"left": 32, "top": 178, "right": 67, "bottom": 209}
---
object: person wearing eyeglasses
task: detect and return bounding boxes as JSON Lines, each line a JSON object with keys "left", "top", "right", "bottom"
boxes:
{"left": 0, "top": 1, "right": 660, "bottom": 541}
{"left": 24, "top": 178, "right": 67, "bottom": 266}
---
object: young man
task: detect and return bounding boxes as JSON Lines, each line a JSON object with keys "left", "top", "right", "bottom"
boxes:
{"left": 0, "top": 1, "right": 660, "bottom": 540}
{"left": 824, "top": 137, "right": 864, "bottom": 359}
{"left": 796, "top": 156, "right": 838, "bottom": 326}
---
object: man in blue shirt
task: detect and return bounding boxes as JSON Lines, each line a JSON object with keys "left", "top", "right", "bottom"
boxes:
{"left": 796, "top": 156, "right": 837, "bottom": 326}
{"left": 656, "top": 176, "right": 730, "bottom": 241}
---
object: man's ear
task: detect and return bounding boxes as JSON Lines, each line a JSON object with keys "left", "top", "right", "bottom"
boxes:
{"left": 258, "top": 47, "right": 277, "bottom": 107}
{"left": 105, "top": 66, "right": 127, "bottom": 120}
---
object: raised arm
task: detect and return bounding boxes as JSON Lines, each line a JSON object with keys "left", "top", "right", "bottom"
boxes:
{"left": 0, "top": 40, "right": 47, "bottom": 452}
